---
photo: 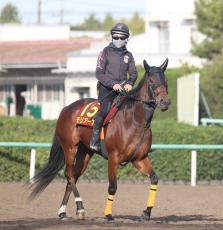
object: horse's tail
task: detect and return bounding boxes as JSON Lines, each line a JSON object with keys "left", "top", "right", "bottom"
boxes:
{"left": 29, "top": 135, "right": 65, "bottom": 199}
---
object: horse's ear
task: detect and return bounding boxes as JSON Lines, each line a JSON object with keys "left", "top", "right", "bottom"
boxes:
{"left": 143, "top": 59, "right": 150, "bottom": 72}
{"left": 160, "top": 58, "right": 168, "bottom": 71}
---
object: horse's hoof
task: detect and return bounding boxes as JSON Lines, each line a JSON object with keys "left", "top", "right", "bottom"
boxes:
{"left": 76, "top": 210, "right": 85, "bottom": 220}
{"left": 141, "top": 208, "right": 151, "bottom": 221}
{"left": 105, "top": 214, "right": 114, "bottom": 221}
{"left": 58, "top": 212, "right": 69, "bottom": 221}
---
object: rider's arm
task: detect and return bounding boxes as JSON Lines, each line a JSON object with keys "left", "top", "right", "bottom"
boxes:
{"left": 96, "top": 48, "right": 116, "bottom": 88}
{"left": 127, "top": 53, "right": 138, "bottom": 86}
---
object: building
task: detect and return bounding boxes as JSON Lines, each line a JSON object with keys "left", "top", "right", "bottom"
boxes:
{"left": 128, "top": 0, "right": 203, "bottom": 67}
{"left": 66, "top": 0, "right": 203, "bottom": 81}
{"left": 0, "top": 25, "right": 101, "bottom": 119}
{"left": 0, "top": 0, "right": 204, "bottom": 119}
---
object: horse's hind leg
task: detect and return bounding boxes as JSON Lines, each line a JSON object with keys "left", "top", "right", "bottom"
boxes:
{"left": 58, "top": 143, "right": 93, "bottom": 220}
{"left": 57, "top": 143, "right": 81, "bottom": 219}
{"left": 58, "top": 181, "right": 72, "bottom": 220}
{"left": 73, "top": 143, "right": 94, "bottom": 219}
{"left": 132, "top": 156, "right": 158, "bottom": 220}
{"left": 57, "top": 143, "right": 77, "bottom": 220}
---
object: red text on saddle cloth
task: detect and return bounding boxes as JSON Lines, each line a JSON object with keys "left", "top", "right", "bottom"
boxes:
{"left": 76, "top": 101, "right": 118, "bottom": 127}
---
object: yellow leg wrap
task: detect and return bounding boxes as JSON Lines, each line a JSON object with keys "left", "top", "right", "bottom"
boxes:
{"left": 147, "top": 184, "right": 157, "bottom": 208}
{"left": 104, "top": 194, "right": 114, "bottom": 216}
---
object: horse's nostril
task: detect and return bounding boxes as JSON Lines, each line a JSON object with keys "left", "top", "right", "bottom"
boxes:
{"left": 160, "top": 99, "right": 165, "bottom": 105}
{"left": 159, "top": 99, "right": 170, "bottom": 108}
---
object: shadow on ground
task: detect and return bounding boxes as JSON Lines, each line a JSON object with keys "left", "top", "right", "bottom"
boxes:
{"left": 1, "top": 215, "right": 223, "bottom": 230}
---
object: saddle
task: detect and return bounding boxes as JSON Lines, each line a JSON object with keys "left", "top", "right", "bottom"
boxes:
{"left": 76, "top": 97, "right": 123, "bottom": 159}
{"left": 76, "top": 95, "right": 124, "bottom": 159}
{"left": 76, "top": 95, "right": 124, "bottom": 127}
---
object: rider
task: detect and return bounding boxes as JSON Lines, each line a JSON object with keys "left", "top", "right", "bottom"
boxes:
{"left": 90, "top": 22, "right": 138, "bottom": 152}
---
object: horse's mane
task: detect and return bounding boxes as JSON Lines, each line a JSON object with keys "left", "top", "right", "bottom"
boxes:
{"left": 128, "top": 73, "right": 146, "bottom": 96}
{"left": 120, "top": 73, "right": 146, "bottom": 109}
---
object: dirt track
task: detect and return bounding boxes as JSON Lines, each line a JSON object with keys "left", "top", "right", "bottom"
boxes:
{"left": 0, "top": 181, "right": 223, "bottom": 230}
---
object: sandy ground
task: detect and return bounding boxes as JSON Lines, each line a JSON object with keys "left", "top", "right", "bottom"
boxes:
{"left": 0, "top": 181, "right": 223, "bottom": 230}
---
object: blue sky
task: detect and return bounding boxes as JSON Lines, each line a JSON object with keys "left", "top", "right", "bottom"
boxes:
{"left": 0, "top": 0, "right": 146, "bottom": 24}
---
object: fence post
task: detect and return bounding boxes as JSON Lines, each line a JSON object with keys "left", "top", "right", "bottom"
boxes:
{"left": 29, "top": 148, "right": 36, "bottom": 182}
{"left": 191, "top": 150, "right": 197, "bottom": 186}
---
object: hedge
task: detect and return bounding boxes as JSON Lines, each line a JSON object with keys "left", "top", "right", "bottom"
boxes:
{"left": 0, "top": 116, "right": 222, "bottom": 181}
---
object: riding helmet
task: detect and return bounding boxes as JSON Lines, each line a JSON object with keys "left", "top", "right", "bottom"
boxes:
{"left": 110, "top": 23, "right": 130, "bottom": 38}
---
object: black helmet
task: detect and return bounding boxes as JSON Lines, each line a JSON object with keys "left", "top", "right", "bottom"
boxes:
{"left": 110, "top": 22, "right": 130, "bottom": 38}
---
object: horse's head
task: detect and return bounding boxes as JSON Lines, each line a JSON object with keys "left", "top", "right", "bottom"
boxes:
{"left": 143, "top": 59, "right": 171, "bottom": 111}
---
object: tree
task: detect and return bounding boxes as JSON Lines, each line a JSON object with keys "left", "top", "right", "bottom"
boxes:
{"left": 103, "top": 13, "right": 115, "bottom": 31}
{"left": 192, "top": 0, "right": 223, "bottom": 118}
{"left": 0, "top": 3, "right": 21, "bottom": 23}
{"left": 200, "top": 51, "right": 223, "bottom": 118}
{"left": 81, "top": 13, "right": 102, "bottom": 30}
{"left": 193, "top": 0, "right": 223, "bottom": 59}
{"left": 70, "top": 12, "right": 145, "bottom": 34}
{"left": 128, "top": 12, "right": 145, "bottom": 35}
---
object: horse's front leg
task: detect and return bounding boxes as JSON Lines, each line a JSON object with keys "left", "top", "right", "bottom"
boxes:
{"left": 104, "top": 154, "right": 118, "bottom": 221}
{"left": 132, "top": 156, "right": 158, "bottom": 220}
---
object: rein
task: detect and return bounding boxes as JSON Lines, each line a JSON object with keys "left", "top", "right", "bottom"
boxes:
{"left": 119, "top": 91, "right": 157, "bottom": 109}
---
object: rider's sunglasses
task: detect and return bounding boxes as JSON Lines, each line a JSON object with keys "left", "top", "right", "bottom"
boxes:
{"left": 112, "top": 36, "right": 127, "bottom": 40}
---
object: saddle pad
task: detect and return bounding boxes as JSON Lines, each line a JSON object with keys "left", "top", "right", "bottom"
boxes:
{"left": 76, "top": 101, "right": 100, "bottom": 127}
{"left": 76, "top": 101, "right": 118, "bottom": 127}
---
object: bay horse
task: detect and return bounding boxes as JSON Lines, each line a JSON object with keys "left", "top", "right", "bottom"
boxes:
{"left": 30, "top": 59, "right": 170, "bottom": 221}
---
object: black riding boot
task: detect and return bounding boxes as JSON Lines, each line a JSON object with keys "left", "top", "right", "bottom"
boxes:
{"left": 90, "top": 118, "right": 103, "bottom": 152}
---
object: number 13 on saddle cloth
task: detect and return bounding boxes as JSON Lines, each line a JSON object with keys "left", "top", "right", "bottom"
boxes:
{"left": 76, "top": 101, "right": 119, "bottom": 129}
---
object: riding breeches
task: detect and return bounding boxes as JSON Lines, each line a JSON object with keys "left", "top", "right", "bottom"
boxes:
{"left": 94, "top": 83, "right": 117, "bottom": 128}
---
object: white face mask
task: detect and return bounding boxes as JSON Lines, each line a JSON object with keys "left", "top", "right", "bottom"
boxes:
{"left": 112, "top": 39, "right": 126, "bottom": 48}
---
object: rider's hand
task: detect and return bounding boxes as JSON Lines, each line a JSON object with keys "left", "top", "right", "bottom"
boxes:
{"left": 124, "top": 84, "right": 133, "bottom": 92}
{"left": 113, "top": 84, "right": 123, "bottom": 92}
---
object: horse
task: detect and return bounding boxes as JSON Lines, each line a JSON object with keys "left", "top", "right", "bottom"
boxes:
{"left": 30, "top": 59, "right": 171, "bottom": 221}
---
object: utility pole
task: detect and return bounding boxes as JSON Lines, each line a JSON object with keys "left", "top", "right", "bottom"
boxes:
{"left": 37, "top": 0, "right": 42, "bottom": 24}
{"left": 145, "top": 0, "right": 149, "bottom": 34}
{"left": 59, "top": 0, "right": 64, "bottom": 24}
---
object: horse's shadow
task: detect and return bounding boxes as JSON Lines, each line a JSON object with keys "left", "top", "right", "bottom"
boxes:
{"left": 115, "top": 214, "right": 223, "bottom": 223}
{"left": 153, "top": 214, "right": 223, "bottom": 223}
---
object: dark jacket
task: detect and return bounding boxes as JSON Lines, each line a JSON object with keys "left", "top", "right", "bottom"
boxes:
{"left": 96, "top": 43, "right": 137, "bottom": 89}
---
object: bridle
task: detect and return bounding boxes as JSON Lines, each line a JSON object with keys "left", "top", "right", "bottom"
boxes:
{"left": 147, "top": 68, "right": 168, "bottom": 97}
